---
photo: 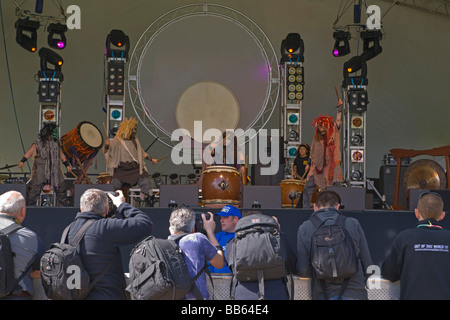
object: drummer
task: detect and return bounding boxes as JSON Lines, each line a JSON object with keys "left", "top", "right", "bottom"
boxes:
{"left": 302, "top": 99, "right": 343, "bottom": 208}
{"left": 293, "top": 143, "right": 310, "bottom": 208}
{"left": 18, "top": 122, "right": 72, "bottom": 206}
{"left": 293, "top": 143, "right": 310, "bottom": 181}
{"left": 103, "top": 118, "right": 158, "bottom": 205}
{"left": 204, "top": 131, "right": 245, "bottom": 176}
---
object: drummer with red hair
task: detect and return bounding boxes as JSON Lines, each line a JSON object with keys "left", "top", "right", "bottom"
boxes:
{"left": 302, "top": 99, "right": 343, "bottom": 208}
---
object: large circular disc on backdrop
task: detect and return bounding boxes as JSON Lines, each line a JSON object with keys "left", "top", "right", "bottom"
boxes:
{"left": 176, "top": 81, "right": 240, "bottom": 142}
{"left": 128, "top": 4, "right": 279, "bottom": 149}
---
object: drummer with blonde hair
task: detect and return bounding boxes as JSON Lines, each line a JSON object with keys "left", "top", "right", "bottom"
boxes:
{"left": 103, "top": 118, "right": 158, "bottom": 205}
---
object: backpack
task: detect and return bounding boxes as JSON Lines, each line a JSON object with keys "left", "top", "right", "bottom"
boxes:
{"left": 40, "top": 219, "right": 111, "bottom": 300}
{"left": 228, "top": 213, "right": 291, "bottom": 300}
{"left": 126, "top": 234, "right": 207, "bottom": 300}
{"left": 309, "top": 214, "right": 359, "bottom": 299}
{"left": 0, "top": 224, "right": 30, "bottom": 297}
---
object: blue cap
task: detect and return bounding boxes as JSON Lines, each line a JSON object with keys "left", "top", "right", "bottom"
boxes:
{"left": 216, "top": 205, "right": 241, "bottom": 219}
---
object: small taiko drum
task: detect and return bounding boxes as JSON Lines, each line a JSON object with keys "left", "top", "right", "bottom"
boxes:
{"left": 280, "top": 179, "right": 305, "bottom": 208}
{"left": 202, "top": 165, "right": 240, "bottom": 206}
{"left": 97, "top": 172, "right": 112, "bottom": 184}
{"left": 61, "top": 121, "right": 103, "bottom": 163}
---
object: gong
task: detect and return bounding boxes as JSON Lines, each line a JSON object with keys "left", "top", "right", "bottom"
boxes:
{"left": 402, "top": 159, "right": 447, "bottom": 192}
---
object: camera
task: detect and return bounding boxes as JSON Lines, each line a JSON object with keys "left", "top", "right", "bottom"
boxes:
{"left": 194, "top": 212, "right": 210, "bottom": 235}
{"left": 104, "top": 191, "right": 118, "bottom": 218}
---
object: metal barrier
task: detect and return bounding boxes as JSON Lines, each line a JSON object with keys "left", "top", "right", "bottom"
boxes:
{"left": 207, "top": 274, "right": 400, "bottom": 300}
{"left": 33, "top": 274, "right": 400, "bottom": 300}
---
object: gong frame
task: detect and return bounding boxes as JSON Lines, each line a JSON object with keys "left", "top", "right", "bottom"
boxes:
{"left": 127, "top": 3, "right": 280, "bottom": 150}
{"left": 390, "top": 146, "right": 450, "bottom": 210}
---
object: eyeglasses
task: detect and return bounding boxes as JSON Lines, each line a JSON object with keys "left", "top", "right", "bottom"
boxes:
{"left": 419, "top": 191, "right": 443, "bottom": 200}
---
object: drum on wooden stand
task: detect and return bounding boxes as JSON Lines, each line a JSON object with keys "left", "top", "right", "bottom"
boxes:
{"left": 61, "top": 121, "right": 103, "bottom": 163}
{"left": 202, "top": 165, "right": 240, "bottom": 206}
{"left": 97, "top": 172, "right": 112, "bottom": 184}
{"left": 280, "top": 179, "right": 305, "bottom": 208}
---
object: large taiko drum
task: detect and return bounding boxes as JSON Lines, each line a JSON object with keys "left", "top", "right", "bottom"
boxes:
{"left": 61, "top": 121, "right": 103, "bottom": 163}
{"left": 280, "top": 179, "right": 305, "bottom": 208}
{"left": 202, "top": 165, "right": 240, "bottom": 206}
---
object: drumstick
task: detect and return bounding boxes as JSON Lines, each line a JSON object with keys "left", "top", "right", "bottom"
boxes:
{"left": 334, "top": 86, "right": 340, "bottom": 100}
{"left": 70, "top": 171, "right": 78, "bottom": 179}
{"left": 102, "top": 122, "right": 108, "bottom": 137}
{"left": 155, "top": 155, "right": 168, "bottom": 162}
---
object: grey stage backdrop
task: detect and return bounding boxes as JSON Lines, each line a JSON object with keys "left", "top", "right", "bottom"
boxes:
{"left": 1, "top": 0, "right": 449, "bottom": 181}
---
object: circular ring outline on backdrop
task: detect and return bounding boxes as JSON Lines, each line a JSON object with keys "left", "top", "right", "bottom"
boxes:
{"left": 127, "top": 3, "right": 280, "bottom": 150}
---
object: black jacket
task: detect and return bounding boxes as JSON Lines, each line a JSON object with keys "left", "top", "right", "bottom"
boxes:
{"left": 67, "top": 202, "right": 153, "bottom": 300}
{"left": 296, "top": 207, "right": 373, "bottom": 300}
{"left": 381, "top": 219, "right": 450, "bottom": 300}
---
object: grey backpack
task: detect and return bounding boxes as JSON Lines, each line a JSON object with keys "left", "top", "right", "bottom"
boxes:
{"left": 40, "top": 219, "right": 111, "bottom": 300}
{"left": 228, "top": 214, "right": 290, "bottom": 299}
{"left": 0, "top": 224, "right": 29, "bottom": 297}
{"left": 126, "top": 234, "right": 206, "bottom": 300}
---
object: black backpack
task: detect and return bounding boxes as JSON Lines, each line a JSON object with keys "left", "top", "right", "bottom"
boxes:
{"left": 309, "top": 214, "right": 359, "bottom": 299}
{"left": 228, "top": 213, "right": 291, "bottom": 300}
{"left": 40, "top": 219, "right": 111, "bottom": 300}
{"left": 126, "top": 234, "right": 207, "bottom": 300}
{"left": 0, "top": 224, "right": 31, "bottom": 298}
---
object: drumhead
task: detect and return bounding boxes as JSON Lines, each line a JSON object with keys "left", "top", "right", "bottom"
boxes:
{"left": 176, "top": 81, "right": 240, "bottom": 142}
{"left": 80, "top": 122, "right": 103, "bottom": 148}
{"left": 280, "top": 179, "right": 302, "bottom": 185}
{"left": 204, "top": 165, "right": 239, "bottom": 173}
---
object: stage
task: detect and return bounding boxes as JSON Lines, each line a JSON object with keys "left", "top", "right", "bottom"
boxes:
{"left": 22, "top": 205, "right": 434, "bottom": 272}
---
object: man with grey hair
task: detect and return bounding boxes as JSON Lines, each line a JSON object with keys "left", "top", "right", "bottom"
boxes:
{"left": 0, "top": 191, "right": 44, "bottom": 300}
{"left": 66, "top": 188, "right": 153, "bottom": 299}
{"left": 168, "top": 207, "right": 224, "bottom": 299}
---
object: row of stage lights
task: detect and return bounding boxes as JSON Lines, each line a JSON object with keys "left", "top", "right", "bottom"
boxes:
{"left": 15, "top": 19, "right": 67, "bottom": 52}
{"left": 333, "top": 29, "right": 383, "bottom": 82}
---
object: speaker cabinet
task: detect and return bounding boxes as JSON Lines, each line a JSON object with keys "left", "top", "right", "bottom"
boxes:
{"left": 242, "top": 185, "right": 281, "bottom": 209}
{"left": 379, "top": 165, "right": 408, "bottom": 208}
{"left": 73, "top": 184, "right": 114, "bottom": 208}
{"left": 159, "top": 185, "right": 199, "bottom": 208}
{"left": 326, "top": 186, "right": 366, "bottom": 210}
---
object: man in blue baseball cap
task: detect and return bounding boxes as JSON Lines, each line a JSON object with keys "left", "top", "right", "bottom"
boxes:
{"left": 207, "top": 205, "right": 241, "bottom": 273}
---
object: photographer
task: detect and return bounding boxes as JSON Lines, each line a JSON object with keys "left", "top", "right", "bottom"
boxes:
{"left": 67, "top": 188, "right": 153, "bottom": 300}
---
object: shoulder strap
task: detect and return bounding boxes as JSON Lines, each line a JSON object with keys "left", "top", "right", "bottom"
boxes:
{"left": 0, "top": 223, "right": 23, "bottom": 236}
{"left": 61, "top": 219, "right": 96, "bottom": 246}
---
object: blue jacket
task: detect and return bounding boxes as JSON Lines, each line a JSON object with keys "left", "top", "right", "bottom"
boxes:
{"left": 67, "top": 202, "right": 153, "bottom": 300}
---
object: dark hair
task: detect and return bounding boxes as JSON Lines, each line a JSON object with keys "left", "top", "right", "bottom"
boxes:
{"left": 315, "top": 190, "right": 341, "bottom": 209}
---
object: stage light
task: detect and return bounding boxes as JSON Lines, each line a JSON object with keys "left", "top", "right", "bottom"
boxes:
{"left": 343, "top": 55, "right": 367, "bottom": 79}
{"left": 39, "top": 48, "right": 64, "bottom": 72}
{"left": 348, "top": 88, "right": 368, "bottom": 112}
{"left": 47, "top": 23, "right": 67, "bottom": 50}
{"left": 280, "top": 33, "right": 304, "bottom": 63}
{"left": 332, "top": 31, "right": 351, "bottom": 57}
{"left": 106, "top": 29, "right": 130, "bottom": 60}
{"left": 15, "top": 19, "right": 40, "bottom": 52}
{"left": 360, "top": 30, "right": 382, "bottom": 61}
